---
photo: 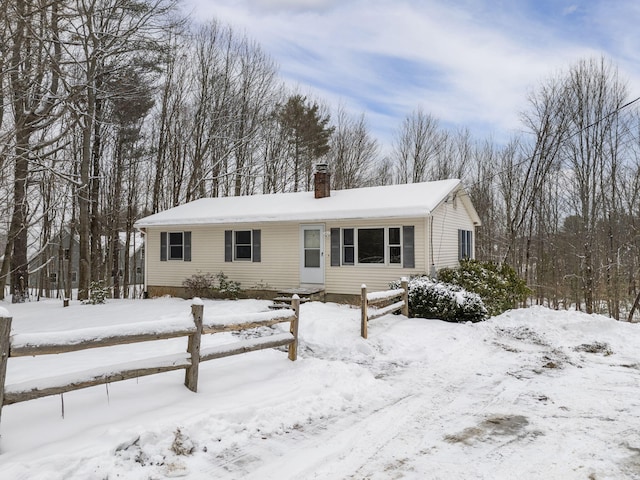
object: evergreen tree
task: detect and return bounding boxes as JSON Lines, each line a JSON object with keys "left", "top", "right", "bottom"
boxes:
{"left": 278, "top": 95, "right": 333, "bottom": 191}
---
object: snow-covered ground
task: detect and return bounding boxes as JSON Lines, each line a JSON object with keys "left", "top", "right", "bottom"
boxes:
{"left": 0, "top": 297, "right": 639, "bottom": 479}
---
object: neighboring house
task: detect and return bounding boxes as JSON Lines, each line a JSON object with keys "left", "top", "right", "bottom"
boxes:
{"left": 134, "top": 166, "right": 481, "bottom": 301}
{"left": 28, "top": 229, "right": 80, "bottom": 296}
{"left": 28, "top": 230, "right": 144, "bottom": 297}
{"left": 119, "top": 232, "right": 145, "bottom": 287}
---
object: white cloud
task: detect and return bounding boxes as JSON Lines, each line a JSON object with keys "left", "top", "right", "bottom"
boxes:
{"left": 563, "top": 4, "right": 578, "bottom": 15}
{"left": 247, "top": 0, "right": 341, "bottom": 12}
{"left": 181, "top": 0, "right": 640, "bottom": 148}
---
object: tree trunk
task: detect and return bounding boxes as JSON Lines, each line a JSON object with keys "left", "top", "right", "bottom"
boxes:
{"left": 10, "top": 133, "right": 30, "bottom": 303}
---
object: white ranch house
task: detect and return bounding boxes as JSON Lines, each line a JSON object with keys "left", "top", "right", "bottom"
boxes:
{"left": 134, "top": 171, "right": 481, "bottom": 301}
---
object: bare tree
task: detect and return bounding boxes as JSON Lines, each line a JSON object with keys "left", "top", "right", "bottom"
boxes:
{"left": 561, "top": 57, "right": 628, "bottom": 314}
{"left": 6, "top": 0, "right": 65, "bottom": 303}
{"left": 392, "top": 109, "right": 444, "bottom": 184}
{"left": 66, "top": 0, "right": 179, "bottom": 299}
{"left": 330, "top": 106, "right": 379, "bottom": 189}
{"left": 431, "top": 128, "right": 474, "bottom": 182}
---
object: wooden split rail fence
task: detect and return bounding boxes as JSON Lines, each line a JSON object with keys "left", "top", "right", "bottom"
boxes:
{"left": 0, "top": 297, "right": 300, "bottom": 423}
{"left": 360, "top": 279, "right": 409, "bottom": 339}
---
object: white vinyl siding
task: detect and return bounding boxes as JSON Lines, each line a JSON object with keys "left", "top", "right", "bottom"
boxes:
{"left": 430, "top": 200, "right": 476, "bottom": 269}
{"left": 146, "top": 223, "right": 298, "bottom": 291}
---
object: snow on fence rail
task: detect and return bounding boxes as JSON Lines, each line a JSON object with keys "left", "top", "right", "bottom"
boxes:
{"left": 360, "top": 279, "right": 409, "bottom": 339}
{"left": 0, "top": 298, "right": 300, "bottom": 423}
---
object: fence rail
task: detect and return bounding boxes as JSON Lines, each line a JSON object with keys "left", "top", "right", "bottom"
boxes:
{"left": 360, "top": 280, "right": 409, "bottom": 339}
{"left": 0, "top": 297, "right": 300, "bottom": 423}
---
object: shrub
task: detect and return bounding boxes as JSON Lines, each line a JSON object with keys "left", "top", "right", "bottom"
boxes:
{"left": 215, "top": 272, "right": 241, "bottom": 299}
{"left": 438, "top": 259, "right": 530, "bottom": 316}
{"left": 183, "top": 272, "right": 217, "bottom": 298}
{"left": 391, "top": 276, "right": 488, "bottom": 323}
{"left": 86, "top": 280, "right": 109, "bottom": 305}
{"left": 182, "top": 271, "right": 241, "bottom": 299}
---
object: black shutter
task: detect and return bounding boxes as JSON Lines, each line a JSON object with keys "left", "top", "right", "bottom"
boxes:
{"left": 183, "top": 231, "right": 191, "bottom": 261}
{"left": 252, "top": 229, "right": 261, "bottom": 262}
{"left": 225, "top": 230, "right": 232, "bottom": 262}
{"left": 403, "top": 226, "right": 415, "bottom": 268}
{"left": 458, "top": 229, "right": 463, "bottom": 260}
{"left": 330, "top": 228, "right": 340, "bottom": 266}
{"left": 160, "top": 232, "right": 167, "bottom": 261}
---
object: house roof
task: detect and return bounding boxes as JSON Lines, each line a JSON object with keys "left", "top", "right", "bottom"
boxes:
{"left": 135, "top": 179, "right": 481, "bottom": 227}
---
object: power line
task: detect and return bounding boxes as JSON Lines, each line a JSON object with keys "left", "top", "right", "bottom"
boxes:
{"left": 466, "top": 94, "right": 640, "bottom": 191}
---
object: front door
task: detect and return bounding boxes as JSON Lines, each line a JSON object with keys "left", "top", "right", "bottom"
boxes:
{"left": 300, "top": 225, "right": 324, "bottom": 285}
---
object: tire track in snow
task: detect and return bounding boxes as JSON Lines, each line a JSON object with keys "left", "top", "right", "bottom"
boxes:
{"left": 236, "top": 332, "right": 494, "bottom": 479}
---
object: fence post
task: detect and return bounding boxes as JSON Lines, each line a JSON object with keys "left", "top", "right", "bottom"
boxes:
{"left": 0, "top": 308, "right": 12, "bottom": 424}
{"left": 288, "top": 295, "right": 300, "bottom": 361}
{"left": 401, "top": 277, "right": 409, "bottom": 317}
{"left": 185, "top": 299, "right": 203, "bottom": 392}
{"left": 361, "top": 284, "right": 368, "bottom": 339}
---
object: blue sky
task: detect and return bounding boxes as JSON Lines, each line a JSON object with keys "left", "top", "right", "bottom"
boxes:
{"left": 181, "top": 0, "right": 640, "bottom": 150}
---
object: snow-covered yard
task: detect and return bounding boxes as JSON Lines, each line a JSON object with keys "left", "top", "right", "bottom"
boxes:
{"left": 0, "top": 297, "right": 639, "bottom": 479}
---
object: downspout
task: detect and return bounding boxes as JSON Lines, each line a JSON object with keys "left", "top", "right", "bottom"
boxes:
{"left": 429, "top": 216, "right": 436, "bottom": 277}
{"left": 138, "top": 227, "right": 147, "bottom": 298}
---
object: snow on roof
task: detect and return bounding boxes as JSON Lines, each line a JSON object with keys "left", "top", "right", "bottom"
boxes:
{"left": 118, "top": 231, "right": 144, "bottom": 255}
{"left": 135, "top": 179, "right": 463, "bottom": 227}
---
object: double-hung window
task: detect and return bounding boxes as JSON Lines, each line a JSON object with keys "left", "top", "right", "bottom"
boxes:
{"left": 342, "top": 228, "right": 355, "bottom": 265}
{"left": 225, "top": 229, "right": 261, "bottom": 262}
{"left": 160, "top": 231, "right": 192, "bottom": 261}
{"left": 169, "top": 232, "right": 184, "bottom": 260}
{"left": 458, "top": 229, "right": 473, "bottom": 260}
{"left": 234, "top": 230, "right": 252, "bottom": 260}
{"left": 388, "top": 227, "right": 401, "bottom": 264}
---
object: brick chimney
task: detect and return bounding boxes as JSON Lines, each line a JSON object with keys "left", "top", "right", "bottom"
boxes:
{"left": 314, "top": 163, "right": 331, "bottom": 199}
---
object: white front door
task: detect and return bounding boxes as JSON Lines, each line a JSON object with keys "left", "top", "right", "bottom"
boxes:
{"left": 300, "top": 225, "right": 325, "bottom": 285}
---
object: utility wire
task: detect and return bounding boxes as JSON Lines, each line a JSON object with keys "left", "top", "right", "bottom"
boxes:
{"left": 465, "top": 95, "right": 640, "bottom": 191}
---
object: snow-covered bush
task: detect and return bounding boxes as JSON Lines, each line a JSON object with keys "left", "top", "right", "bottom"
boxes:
{"left": 182, "top": 271, "right": 241, "bottom": 299}
{"left": 215, "top": 272, "right": 241, "bottom": 299}
{"left": 391, "top": 276, "right": 488, "bottom": 323}
{"left": 87, "top": 280, "right": 109, "bottom": 304}
{"left": 438, "top": 259, "right": 530, "bottom": 316}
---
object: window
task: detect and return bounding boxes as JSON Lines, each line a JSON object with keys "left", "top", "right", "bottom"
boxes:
{"left": 160, "top": 231, "right": 191, "bottom": 262}
{"left": 358, "top": 228, "right": 385, "bottom": 264}
{"left": 459, "top": 229, "right": 473, "bottom": 260}
{"left": 389, "top": 227, "right": 401, "bottom": 264}
{"left": 72, "top": 271, "right": 77, "bottom": 282}
{"left": 49, "top": 273, "right": 57, "bottom": 283}
{"left": 342, "top": 228, "right": 354, "bottom": 265}
{"left": 331, "top": 226, "right": 414, "bottom": 267}
{"left": 235, "top": 230, "right": 252, "bottom": 260}
{"left": 169, "top": 232, "right": 184, "bottom": 260}
{"left": 304, "top": 229, "right": 321, "bottom": 267}
{"left": 64, "top": 248, "right": 70, "bottom": 260}
{"left": 225, "top": 230, "right": 261, "bottom": 263}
